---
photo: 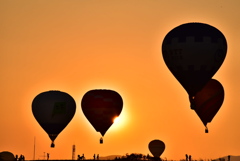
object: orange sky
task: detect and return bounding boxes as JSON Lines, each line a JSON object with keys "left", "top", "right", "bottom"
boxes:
{"left": 1, "top": 0, "right": 240, "bottom": 160}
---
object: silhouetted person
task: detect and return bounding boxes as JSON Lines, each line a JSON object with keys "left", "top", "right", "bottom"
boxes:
{"left": 47, "top": 153, "right": 49, "bottom": 160}
{"left": 93, "top": 154, "right": 96, "bottom": 160}
{"left": 97, "top": 154, "right": 99, "bottom": 160}
{"left": 189, "top": 155, "right": 191, "bottom": 161}
{"left": 185, "top": 154, "right": 188, "bottom": 161}
{"left": 228, "top": 156, "right": 231, "bottom": 161}
{"left": 143, "top": 155, "right": 146, "bottom": 160}
{"left": 147, "top": 154, "right": 150, "bottom": 160}
{"left": 83, "top": 154, "right": 85, "bottom": 160}
{"left": 18, "top": 155, "right": 22, "bottom": 161}
{"left": 78, "top": 154, "right": 85, "bottom": 160}
{"left": 19, "top": 155, "right": 24, "bottom": 161}
{"left": 15, "top": 155, "right": 18, "bottom": 161}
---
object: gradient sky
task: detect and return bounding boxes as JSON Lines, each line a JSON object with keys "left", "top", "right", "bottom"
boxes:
{"left": 1, "top": 0, "right": 240, "bottom": 160}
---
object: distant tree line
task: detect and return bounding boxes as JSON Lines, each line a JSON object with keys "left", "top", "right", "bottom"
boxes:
{"left": 114, "top": 153, "right": 165, "bottom": 161}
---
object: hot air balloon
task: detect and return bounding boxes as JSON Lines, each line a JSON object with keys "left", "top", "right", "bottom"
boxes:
{"left": 81, "top": 89, "right": 123, "bottom": 143}
{"left": 190, "top": 79, "right": 224, "bottom": 133}
{"left": 32, "top": 90, "right": 76, "bottom": 147}
{"left": 162, "top": 22, "right": 227, "bottom": 102}
{"left": 0, "top": 151, "right": 15, "bottom": 161}
{"left": 148, "top": 139, "right": 165, "bottom": 159}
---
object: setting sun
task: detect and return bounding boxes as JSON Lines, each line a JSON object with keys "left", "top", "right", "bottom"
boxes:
{"left": 111, "top": 115, "right": 124, "bottom": 131}
{"left": 113, "top": 116, "right": 120, "bottom": 123}
{"left": 111, "top": 109, "right": 129, "bottom": 132}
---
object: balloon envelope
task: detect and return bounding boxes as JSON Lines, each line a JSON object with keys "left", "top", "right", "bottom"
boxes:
{"left": 81, "top": 89, "right": 123, "bottom": 137}
{"left": 32, "top": 90, "right": 76, "bottom": 147}
{"left": 0, "top": 151, "right": 15, "bottom": 161}
{"left": 162, "top": 22, "right": 227, "bottom": 97}
{"left": 190, "top": 79, "right": 224, "bottom": 129}
{"left": 148, "top": 140, "right": 165, "bottom": 158}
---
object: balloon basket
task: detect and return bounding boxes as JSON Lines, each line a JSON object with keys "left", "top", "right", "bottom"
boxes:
{"left": 205, "top": 127, "right": 208, "bottom": 133}
{"left": 100, "top": 137, "right": 103, "bottom": 144}
{"left": 51, "top": 142, "right": 55, "bottom": 148}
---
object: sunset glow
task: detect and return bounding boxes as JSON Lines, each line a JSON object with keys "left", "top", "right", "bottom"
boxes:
{"left": 113, "top": 116, "right": 120, "bottom": 123}
{"left": 1, "top": 1, "right": 240, "bottom": 160}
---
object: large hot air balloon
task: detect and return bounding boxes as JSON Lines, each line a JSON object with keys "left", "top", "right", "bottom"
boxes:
{"left": 32, "top": 90, "right": 76, "bottom": 147}
{"left": 190, "top": 79, "right": 224, "bottom": 133}
{"left": 148, "top": 140, "right": 165, "bottom": 159}
{"left": 81, "top": 89, "right": 123, "bottom": 143}
{"left": 162, "top": 22, "right": 227, "bottom": 101}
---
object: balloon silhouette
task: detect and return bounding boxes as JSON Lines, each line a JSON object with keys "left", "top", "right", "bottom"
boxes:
{"left": 32, "top": 90, "right": 76, "bottom": 147}
{"left": 148, "top": 139, "right": 165, "bottom": 158}
{"left": 190, "top": 79, "right": 224, "bottom": 133}
{"left": 162, "top": 22, "right": 227, "bottom": 99}
{"left": 81, "top": 89, "right": 123, "bottom": 143}
{"left": 0, "top": 151, "right": 15, "bottom": 161}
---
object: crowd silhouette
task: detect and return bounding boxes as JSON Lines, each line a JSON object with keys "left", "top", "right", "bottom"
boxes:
{"left": 15, "top": 154, "right": 25, "bottom": 161}
{"left": 77, "top": 154, "right": 85, "bottom": 160}
{"left": 185, "top": 154, "right": 192, "bottom": 161}
{"left": 10, "top": 152, "right": 232, "bottom": 161}
{"left": 75, "top": 153, "right": 162, "bottom": 161}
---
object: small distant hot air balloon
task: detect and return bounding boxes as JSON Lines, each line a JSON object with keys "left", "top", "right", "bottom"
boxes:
{"left": 81, "top": 89, "right": 123, "bottom": 143}
{"left": 162, "top": 22, "right": 227, "bottom": 101}
{"left": 148, "top": 139, "right": 165, "bottom": 159}
{"left": 0, "top": 151, "right": 15, "bottom": 161}
{"left": 190, "top": 79, "right": 224, "bottom": 133}
{"left": 32, "top": 90, "right": 76, "bottom": 147}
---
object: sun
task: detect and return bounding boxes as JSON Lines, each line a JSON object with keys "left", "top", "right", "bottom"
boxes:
{"left": 113, "top": 116, "right": 120, "bottom": 123}
{"left": 110, "top": 106, "right": 129, "bottom": 133}
{"left": 111, "top": 113, "right": 128, "bottom": 132}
